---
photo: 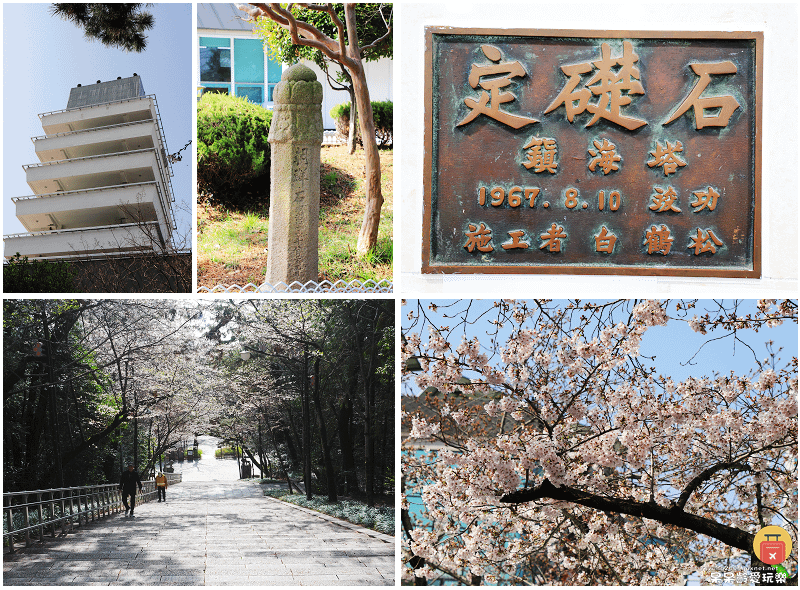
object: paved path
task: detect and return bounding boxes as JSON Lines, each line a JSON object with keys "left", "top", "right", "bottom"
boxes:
{"left": 3, "top": 480, "right": 394, "bottom": 585}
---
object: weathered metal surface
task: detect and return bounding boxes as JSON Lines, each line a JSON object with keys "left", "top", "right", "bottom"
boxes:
{"left": 423, "top": 29, "right": 762, "bottom": 277}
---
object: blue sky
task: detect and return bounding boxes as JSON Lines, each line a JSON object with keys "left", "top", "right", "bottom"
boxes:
{"left": 402, "top": 299, "right": 798, "bottom": 394}
{"left": 2, "top": 3, "right": 193, "bottom": 240}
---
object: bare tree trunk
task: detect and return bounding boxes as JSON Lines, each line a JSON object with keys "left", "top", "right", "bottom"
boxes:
{"left": 41, "top": 310, "right": 64, "bottom": 488}
{"left": 338, "top": 395, "right": 359, "bottom": 495}
{"left": 345, "top": 6, "right": 383, "bottom": 256}
{"left": 347, "top": 86, "right": 358, "bottom": 155}
{"left": 364, "top": 374, "right": 375, "bottom": 507}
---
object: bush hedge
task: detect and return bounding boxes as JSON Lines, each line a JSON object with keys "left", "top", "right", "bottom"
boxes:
{"left": 3, "top": 253, "right": 76, "bottom": 293}
{"left": 197, "top": 92, "right": 272, "bottom": 206}
{"left": 330, "top": 100, "right": 393, "bottom": 148}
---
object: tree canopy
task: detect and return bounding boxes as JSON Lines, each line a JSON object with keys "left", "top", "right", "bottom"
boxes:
{"left": 205, "top": 298, "right": 394, "bottom": 504}
{"left": 402, "top": 299, "right": 798, "bottom": 585}
{"left": 49, "top": 3, "right": 155, "bottom": 53}
{"left": 253, "top": 3, "right": 392, "bottom": 69}
{"left": 4, "top": 298, "right": 395, "bottom": 507}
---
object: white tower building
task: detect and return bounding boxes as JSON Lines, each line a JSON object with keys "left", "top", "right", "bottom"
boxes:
{"left": 4, "top": 75, "right": 176, "bottom": 260}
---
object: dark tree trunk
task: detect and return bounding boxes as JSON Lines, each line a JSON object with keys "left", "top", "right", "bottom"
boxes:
{"left": 364, "top": 374, "right": 375, "bottom": 507}
{"left": 264, "top": 413, "right": 294, "bottom": 494}
{"left": 310, "top": 358, "right": 337, "bottom": 502}
{"left": 502, "top": 479, "right": 754, "bottom": 552}
{"left": 284, "top": 405, "right": 301, "bottom": 469}
{"left": 337, "top": 396, "right": 358, "bottom": 495}
{"left": 302, "top": 349, "right": 312, "bottom": 500}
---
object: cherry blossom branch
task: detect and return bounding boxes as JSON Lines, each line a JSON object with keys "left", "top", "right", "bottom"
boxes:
{"left": 755, "top": 482, "right": 766, "bottom": 529}
{"left": 675, "top": 461, "right": 752, "bottom": 510}
{"left": 500, "top": 478, "right": 754, "bottom": 553}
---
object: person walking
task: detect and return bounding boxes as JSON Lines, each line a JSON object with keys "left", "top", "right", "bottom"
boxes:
{"left": 155, "top": 472, "right": 168, "bottom": 502}
{"left": 119, "top": 464, "right": 143, "bottom": 517}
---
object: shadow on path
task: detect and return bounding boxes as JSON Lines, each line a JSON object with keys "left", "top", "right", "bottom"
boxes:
{"left": 4, "top": 471, "right": 394, "bottom": 585}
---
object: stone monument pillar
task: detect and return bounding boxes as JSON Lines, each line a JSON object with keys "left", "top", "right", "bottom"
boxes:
{"left": 266, "top": 64, "right": 324, "bottom": 286}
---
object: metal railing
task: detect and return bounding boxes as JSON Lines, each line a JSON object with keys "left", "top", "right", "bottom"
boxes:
{"left": 197, "top": 278, "right": 394, "bottom": 293}
{"left": 21, "top": 148, "right": 175, "bottom": 232}
{"left": 22, "top": 147, "right": 156, "bottom": 169}
{"left": 11, "top": 181, "right": 157, "bottom": 203}
{"left": 4, "top": 220, "right": 160, "bottom": 240}
{"left": 31, "top": 118, "right": 157, "bottom": 142}
{"left": 35, "top": 94, "right": 177, "bottom": 228}
{"left": 38, "top": 94, "right": 153, "bottom": 120}
{"left": 2, "top": 247, "right": 192, "bottom": 264}
{"left": 3, "top": 474, "right": 182, "bottom": 553}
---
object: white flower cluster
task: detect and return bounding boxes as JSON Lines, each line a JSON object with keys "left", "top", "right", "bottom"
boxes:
{"left": 403, "top": 299, "right": 797, "bottom": 585}
{"left": 409, "top": 416, "right": 440, "bottom": 439}
{"left": 632, "top": 300, "right": 669, "bottom": 327}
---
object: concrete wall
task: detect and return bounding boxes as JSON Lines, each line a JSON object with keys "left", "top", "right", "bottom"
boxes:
{"left": 67, "top": 76, "right": 145, "bottom": 109}
{"left": 397, "top": 3, "right": 798, "bottom": 297}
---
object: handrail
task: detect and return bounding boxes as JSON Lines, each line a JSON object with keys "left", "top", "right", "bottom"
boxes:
{"left": 153, "top": 178, "right": 177, "bottom": 232}
{"left": 148, "top": 96, "right": 178, "bottom": 224}
{"left": 21, "top": 149, "right": 174, "bottom": 230}
{"left": 22, "top": 147, "right": 157, "bottom": 169}
{"left": 11, "top": 181, "right": 157, "bottom": 202}
{"left": 148, "top": 131, "right": 178, "bottom": 230}
{"left": 31, "top": 118, "right": 157, "bottom": 142}
{"left": 4, "top": 221, "right": 160, "bottom": 240}
{"left": 37, "top": 94, "right": 153, "bottom": 119}
{"left": 3, "top": 474, "right": 182, "bottom": 553}
{"left": 2, "top": 248, "right": 192, "bottom": 263}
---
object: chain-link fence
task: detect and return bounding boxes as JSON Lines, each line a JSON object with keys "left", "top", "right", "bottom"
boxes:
{"left": 197, "top": 278, "right": 393, "bottom": 294}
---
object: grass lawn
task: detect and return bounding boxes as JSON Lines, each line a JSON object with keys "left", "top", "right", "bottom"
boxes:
{"left": 197, "top": 145, "right": 393, "bottom": 289}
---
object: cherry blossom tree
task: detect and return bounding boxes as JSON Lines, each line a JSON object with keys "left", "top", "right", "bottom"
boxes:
{"left": 200, "top": 299, "right": 394, "bottom": 502}
{"left": 3, "top": 299, "right": 213, "bottom": 489}
{"left": 402, "top": 299, "right": 797, "bottom": 585}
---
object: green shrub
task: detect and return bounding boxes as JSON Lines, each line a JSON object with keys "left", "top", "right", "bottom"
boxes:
{"left": 3, "top": 253, "right": 76, "bottom": 293}
{"left": 330, "top": 100, "right": 393, "bottom": 148}
{"left": 197, "top": 93, "right": 273, "bottom": 206}
{"left": 214, "top": 446, "right": 239, "bottom": 458}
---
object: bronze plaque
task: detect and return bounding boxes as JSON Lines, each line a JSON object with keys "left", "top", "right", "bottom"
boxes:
{"left": 423, "top": 29, "right": 762, "bottom": 277}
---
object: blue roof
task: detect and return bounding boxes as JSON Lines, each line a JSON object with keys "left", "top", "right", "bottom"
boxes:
{"left": 197, "top": 3, "right": 253, "bottom": 31}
